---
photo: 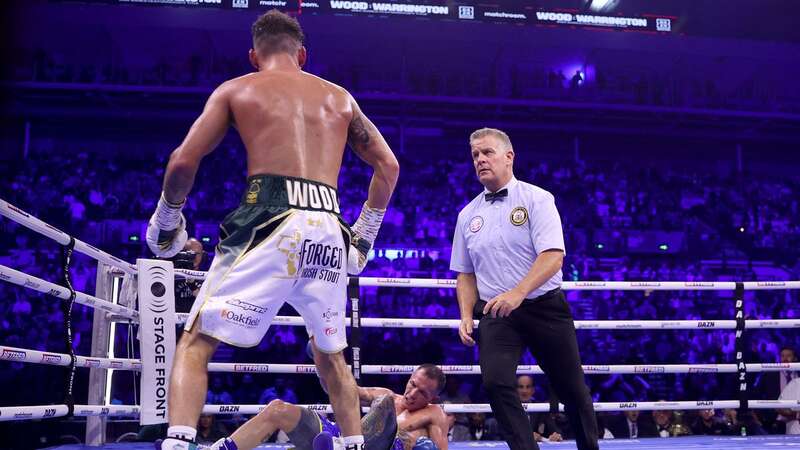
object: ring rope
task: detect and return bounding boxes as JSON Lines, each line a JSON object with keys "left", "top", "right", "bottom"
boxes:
{"left": 3, "top": 400, "right": 799, "bottom": 422}
{"left": 60, "top": 237, "right": 78, "bottom": 418}
{"left": 5, "top": 345, "right": 800, "bottom": 375}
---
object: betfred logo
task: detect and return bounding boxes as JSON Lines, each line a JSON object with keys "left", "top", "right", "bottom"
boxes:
{"left": 221, "top": 309, "right": 261, "bottom": 328}
{"left": 234, "top": 364, "right": 270, "bottom": 373}
{"left": 41, "top": 354, "right": 62, "bottom": 365}
{"left": 2, "top": 349, "right": 26, "bottom": 360}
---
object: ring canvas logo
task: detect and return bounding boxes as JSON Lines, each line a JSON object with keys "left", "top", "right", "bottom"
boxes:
{"left": 137, "top": 259, "right": 177, "bottom": 426}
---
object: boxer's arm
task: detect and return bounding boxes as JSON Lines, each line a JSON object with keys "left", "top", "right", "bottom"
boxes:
{"left": 347, "top": 96, "right": 399, "bottom": 210}
{"left": 163, "top": 83, "right": 232, "bottom": 204}
{"left": 358, "top": 387, "right": 394, "bottom": 405}
{"left": 426, "top": 408, "right": 449, "bottom": 450}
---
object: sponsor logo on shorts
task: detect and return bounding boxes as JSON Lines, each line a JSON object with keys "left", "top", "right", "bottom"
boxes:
{"left": 2, "top": 349, "right": 26, "bottom": 360}
{"left": 285, "top": 179, "right": 341, "bottom": 213}
{"left": 225, "top": 298, "right": 267, "bottom": 314}
{"left": 277, "top": 230, "right": 303, "bottom": 276}
{"left": 234, "top": 364, "right": 270, "bottom": 373}
{"left": 469, "top": 216, "right": 483, "bottom": 233}
{"left": 221, "top": 309, "right": 261, "bottom": 328}
{"left": 634, "top": 366, "right": 665, "bottom": 373}
{"left": 219, "top": 406, "right": 240, "bottom": 413}
{"left": 322, "top": 308, "right": 339, "bottom": 322}
{"left": 324, "top": 327, "right": 338, "bottom": 336}
{"left": 41, "top": 354, "right": 62, "bottom": 365}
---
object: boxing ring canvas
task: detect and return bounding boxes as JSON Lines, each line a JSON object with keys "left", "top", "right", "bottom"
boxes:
{"left": 40, "top": 436, "right": 800, "bottom": 450}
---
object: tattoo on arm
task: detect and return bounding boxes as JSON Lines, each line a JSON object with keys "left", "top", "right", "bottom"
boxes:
{"left": 347, "top": 113, "right": 373, "bottom": 157}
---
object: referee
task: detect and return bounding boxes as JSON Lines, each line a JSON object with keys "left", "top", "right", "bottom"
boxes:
{"left": 450, "top": 128, "right": 598, "bottom": 450}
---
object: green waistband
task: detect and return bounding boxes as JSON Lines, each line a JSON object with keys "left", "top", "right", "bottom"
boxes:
{"left": 242, "top": 174, "right": 341, "bottom": 214}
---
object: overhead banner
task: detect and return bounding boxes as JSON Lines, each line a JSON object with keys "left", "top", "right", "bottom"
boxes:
{"left": 137, "top": 259, "right": 177, "bottom": 425}
{"left": 55, "top": 1, "right": 677, "bottom": 34}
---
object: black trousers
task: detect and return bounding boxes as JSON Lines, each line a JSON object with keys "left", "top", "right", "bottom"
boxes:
{"left": 475, "top": 290, "right": 599, "bottom": 450}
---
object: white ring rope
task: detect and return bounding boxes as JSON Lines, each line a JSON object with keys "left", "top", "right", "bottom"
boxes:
{"left": 0, "top": 264, "right": 138, "bottom": 319}
{"left": 4, "top": 197, "right": 800, "bottom": 289}
{"left": 4, "top": 400, "right": 800, "bottom": 422}
{"left": 5, "top": 345, "right": 800, "bottom": 375}
{"left": 0, "top": 199, "right": 136, "bottom": 275}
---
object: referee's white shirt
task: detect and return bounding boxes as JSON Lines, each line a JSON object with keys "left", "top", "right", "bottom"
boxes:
{"left": 450, "top": 177, "right": 565, "bottom": 300}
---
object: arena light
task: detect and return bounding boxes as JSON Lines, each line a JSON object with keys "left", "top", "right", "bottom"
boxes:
{"left": 128, "top": 234, "right": 139, "bottom": 242}
{"left": 201, "top": 236, "right": 211, "bottom": 243}
{"left": 739, "top": 227, "right": 745, "bottom": 233}
{"left": 596, "top": 243, "right": 605, "bottom": 249}
{"left": 659, "top": 244, "right": 669, "bottom": 251}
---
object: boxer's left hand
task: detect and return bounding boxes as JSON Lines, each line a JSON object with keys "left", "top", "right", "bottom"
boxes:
{"left": 347, "top": 202, "right": 386, "bottom": 275}
{"left": 146, "top": 193, "right": 188, "bottom": 258}
{"left": 483, "top": 288, "right": 525, "bottom": 318}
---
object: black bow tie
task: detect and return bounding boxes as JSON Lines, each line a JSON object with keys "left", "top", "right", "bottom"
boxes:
{"left": 485, "top": 188, "right": 508, "bottom": 203}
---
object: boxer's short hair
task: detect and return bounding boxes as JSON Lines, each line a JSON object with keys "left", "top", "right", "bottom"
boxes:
{"left": 417, "top": 364, "right": 446, "bottom": 394}
{"left": 251, "top": 9, "right": 305, "bottom": 55}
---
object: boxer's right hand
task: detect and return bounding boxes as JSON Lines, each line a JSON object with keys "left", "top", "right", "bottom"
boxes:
{"left": 459, "top": 318, "right": 475, "bottom": 346}
{"left": 146, "top": 193, "right": 188, "bottom": 258}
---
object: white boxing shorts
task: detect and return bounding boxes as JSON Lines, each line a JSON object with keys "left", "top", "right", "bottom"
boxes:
{"left": 185, "top": 174, "right": 351, "bottom": 353}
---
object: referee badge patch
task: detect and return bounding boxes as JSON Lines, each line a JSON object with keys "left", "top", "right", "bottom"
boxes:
{"left": 469, "top": 216, "right": 484, "bottom": 233}
{"left": 510, "top": 207, "right": 528, "bottom": 226}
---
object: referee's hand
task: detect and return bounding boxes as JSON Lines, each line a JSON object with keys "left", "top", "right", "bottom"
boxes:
{"left": 459, "top": 318, "right": 475, "bottom": 346}
{"left": 483, "top": 289, "right": 525, "bottom": 318}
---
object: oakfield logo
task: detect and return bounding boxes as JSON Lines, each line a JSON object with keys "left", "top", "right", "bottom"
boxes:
{"left": 221, "top": 309, "right": 261, "bottom": 328}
